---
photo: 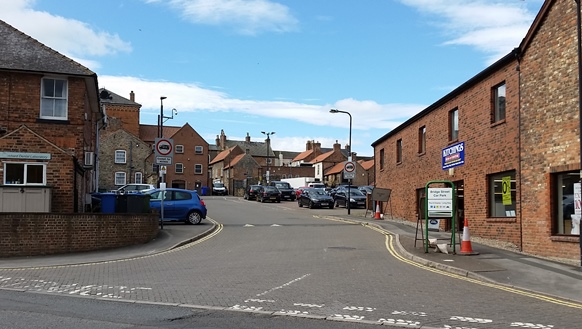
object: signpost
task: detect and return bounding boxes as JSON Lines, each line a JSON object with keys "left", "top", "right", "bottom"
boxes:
{"left": 343, "top": 161, "right": 356, "bottom": 215}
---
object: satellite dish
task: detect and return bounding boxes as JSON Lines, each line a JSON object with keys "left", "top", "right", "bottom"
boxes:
{"left": 99, "top": 90, "right": 112, "bottom": 100}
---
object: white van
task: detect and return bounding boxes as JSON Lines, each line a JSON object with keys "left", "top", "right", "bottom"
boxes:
{"left": 307, "top": 182, "right": 326, "bottom": 189}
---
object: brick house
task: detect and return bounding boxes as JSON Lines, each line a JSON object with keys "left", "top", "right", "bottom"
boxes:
{"left": 311, "top": 141, "right": 349, "bottom": 185}
{"left": 358, "top": 159, "right": 375, "bottom": 185}
{"left": 372, "top": 0, "right": 581, "bottom": 261}
{"left": 139, "top": 123, "right": 209, "bottom": 191}
{"left": 324, "top": 160, "right": 369, "bottom": 188}
{"left": 0, "top": 20, "right": 102, "bottom": 213}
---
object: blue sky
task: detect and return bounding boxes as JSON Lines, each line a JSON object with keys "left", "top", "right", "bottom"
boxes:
{"left": 1, "top": 0, "right": 544, "bottom": 156}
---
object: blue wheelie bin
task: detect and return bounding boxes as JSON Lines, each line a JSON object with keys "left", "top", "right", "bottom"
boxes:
{"left": 100, "top": 192, "right": 116, "bottom": 214}
{"left": 201, "top": 186, "right": 208, "bottom": 196}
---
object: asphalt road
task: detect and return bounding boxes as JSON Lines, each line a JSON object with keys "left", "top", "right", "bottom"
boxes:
{"left": 0, "top": 196, "right": 580, "bottom": 328}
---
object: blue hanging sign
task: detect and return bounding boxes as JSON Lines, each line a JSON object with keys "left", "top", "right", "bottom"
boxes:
{"left": 442, "top": 142, "right": 465, "bottom": 170}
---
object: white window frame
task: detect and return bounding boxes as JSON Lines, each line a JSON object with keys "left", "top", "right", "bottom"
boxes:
{"left": 175, "top": 163, "right": 184, "bottom": 174}
{"left": 195, "top": 146, "right": 203, "bottom": 154}
{"left": 194, "top": 164, "right": 203, "bottom": 174}
{"left": 3, "top": 162, "right": 47, "bottom": 185}
{"left": 115, "top": 172, "right": 127, "bottom": 186}
{"left": 176, "top": 145, "right": 184, "bottom": 153}
{"left": 134, "top": 172, "right": 143, "bottom": 184}
{"left": 40, "top": 77, "right": 68, "bottom": 120}
{"left": 115, "top": 150, "right": 127, "bottom": 164}
{"left": 493, "top": 82, "right": 506, "bottom": 123}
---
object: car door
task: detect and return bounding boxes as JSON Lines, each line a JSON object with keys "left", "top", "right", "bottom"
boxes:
{"left": 170, "top": 190, "right": 194, "bottom": 219}
{"left": 335, "top": 189, "right": 346, "bottom": 207}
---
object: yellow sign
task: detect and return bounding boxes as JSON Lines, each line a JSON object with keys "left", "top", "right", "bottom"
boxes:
{"left": 502, "top": 176, "right": 512, "bottom": 205}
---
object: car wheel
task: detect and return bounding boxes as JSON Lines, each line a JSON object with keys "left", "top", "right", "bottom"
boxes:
{"left": 186, "top": 211, "right": 202, "bottom": 225}
{"left": 244, "top": 194, "right": 247, "bottom": 200}
{"left": 334, "top": 200, "right": 340, "bottom": 208}
{"left": 298, "top": 200, "right": 303, "bottom": 207}
{"left": 308, "top": 201, "right": 314, "bottom": 209}
{"left": 261, "top": 197, "right": 265, "bottom": 203}
{"left": 329, "top": 203, "right": 334, "bottom": 209}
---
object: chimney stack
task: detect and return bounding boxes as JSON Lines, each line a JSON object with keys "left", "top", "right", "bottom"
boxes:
{"left": 130, "top": 91, "right": 135, "bottom": 102}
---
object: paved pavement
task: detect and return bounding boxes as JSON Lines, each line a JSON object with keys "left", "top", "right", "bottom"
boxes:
{"left": 1, "top": 211, "right": 581, "bottom": 305}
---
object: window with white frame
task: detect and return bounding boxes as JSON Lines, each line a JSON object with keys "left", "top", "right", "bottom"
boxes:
{"left": 396, "top": 139, "right": 403, "bottom": 163}
{"left": 176, "top": 145, "right": 184, "bottom": 153}
{"left": 40, "top": 78, "right": 68, "bottom": 120}
{"left": 115, "top": 150, "right": 126, "bottom": 164}
{"left": 175, "top": 163, "right": 184, "bottom": 174}
{"left": 3, "top": 162, "right": 46, "bottom": 185}
{"left": 492, "top": 82, "right": 506, "bottom": 123}
{"left": 195, "top": 146, "right": 203, "bottom": 154}
{"left": 135, "top": 172, "right": 143, "bottom": 184}
{"left": 488, "top": 171, "right": 516, "bottom": 218}
{"left": 115, "top": 172, "right": 126, "bottom": 185}
{"left": 449, "top": 108, "right": 459, "bottom": 141}
{"left": 553, "top": 171, "right": 581, "bottom": 235}
{"left": 195, "top": 164, "right": 203, "bottom": 174}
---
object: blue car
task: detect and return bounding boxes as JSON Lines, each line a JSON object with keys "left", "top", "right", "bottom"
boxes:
{"left": 146, "top": 188, "right": 207, "bottom": 224}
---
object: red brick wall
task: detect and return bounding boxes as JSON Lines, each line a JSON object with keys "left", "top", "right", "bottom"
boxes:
{"left": 519, "top": 0, "right": 580, "bottom": 258}
{"left": 374, "top": 58, "right": 522, "bottom": 248}
{"left": 0, "top": 213, "right": 159, "bottom": 257}
{"left": 104, "top": 104, "right": 141, "bottom": 137}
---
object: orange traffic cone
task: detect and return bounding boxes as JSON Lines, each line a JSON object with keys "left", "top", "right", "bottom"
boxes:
{"left": 374, "top": 201, "right": 382, "bottom": 220}
{"left": 459, "top": 218, "right": 479, "bottom": 255}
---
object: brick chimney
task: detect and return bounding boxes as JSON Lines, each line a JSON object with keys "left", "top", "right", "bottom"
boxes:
{"left": 245, "top": 132, "right": 251, "bottom": 142}
{"left": 333, "top": 140, "right": 341, "bottom": 152}
{"left": 129, "top": 91, "right": 135, "bottom": 102}
{"left": 306, "top": 140, "right": 313, "bottom": 150}
{"left": 220, "top": 129, "right": 227, "bottom": 150}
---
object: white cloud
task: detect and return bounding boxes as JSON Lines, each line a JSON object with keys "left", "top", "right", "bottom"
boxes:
{"left": 398, "top": 0, "right": 539, "bottom": 62}
{"left": 145, "top": 0, "right": 299, "bottom": 35}
{"left": 0, "top": 0, "right": 131, "bottom": 68}
{"left": 99, "top": 75, "right": 425, "bottom": 133}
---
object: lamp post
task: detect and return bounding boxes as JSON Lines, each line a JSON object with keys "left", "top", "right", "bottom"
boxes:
{"left": 330, "top": 109, "right": 353, "bottom": 215}
{"left": 261, "top": 131, "right": 275, "bottom": 184}
{"left": 159, "top": 96, "right": 167, "bottom": 138}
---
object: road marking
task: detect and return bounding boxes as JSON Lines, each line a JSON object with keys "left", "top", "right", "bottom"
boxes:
{"left": 255, "top": 274, "right": 311, "bottom": 297}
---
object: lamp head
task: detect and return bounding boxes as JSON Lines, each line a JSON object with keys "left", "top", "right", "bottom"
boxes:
{"left": 160, "top": 96, "right": 167, "bottom": 100}
{"left": 329, "top": 109, "right": 339, "bottom": 113}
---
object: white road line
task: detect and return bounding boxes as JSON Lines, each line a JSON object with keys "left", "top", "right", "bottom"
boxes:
{"left": 255, "top": 274, "right": 311, "bottom": 297}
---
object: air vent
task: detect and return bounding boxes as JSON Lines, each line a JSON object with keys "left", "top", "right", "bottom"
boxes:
{"left": 84, "top": 152, "right": 94, "bottom": 166}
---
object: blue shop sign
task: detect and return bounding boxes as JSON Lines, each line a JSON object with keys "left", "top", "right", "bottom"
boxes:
{"left": 442, "top": 142, "right": 464, "bottom": 170}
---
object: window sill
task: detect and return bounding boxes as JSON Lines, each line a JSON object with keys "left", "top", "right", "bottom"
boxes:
{"left": 490, "top": 119, "right": 506, "bottom": 128}
{"left": 37, "top": 118, "right": 70, "bottom": 125}
{"left": 486, "top": 217, "right": 516, "bottom": 223}
{"left": 417, "top": 152, "right": 426, "bottom": 157}
{"left": 550, "top": 235, "right": 580, "bottom": 243}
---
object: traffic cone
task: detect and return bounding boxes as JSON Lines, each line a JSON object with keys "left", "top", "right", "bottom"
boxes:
{"left": 459, "top": 218, "right": 479, "bottom": 255}
{"left": 374, "top": 201, "right": 382, "bottom": 220}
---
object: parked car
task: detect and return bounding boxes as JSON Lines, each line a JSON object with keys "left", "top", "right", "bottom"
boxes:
{"left": 333, "top": 187, "right": 367, "bottom": 209}
{"left": 358, "top": 185, "right": 374, "bottom": 194}
{"left": 297, "top": 188, "right": 334, "bottom": 209}
{"left": 269, "top": 181, "right": 296, "bottom": 201}
{"left": 212, "top": 181, "right": 228, "bottom": 195}
{"left": 244, "top": 184, "right": 262, "bottom": 200}
{"left": 145, "top": 188, "right": 207, "bottom": 224}
{"left": 112, "top": 183, "right": 155, "bottom": 194}
{"left": 295, "top": 186, "right": 309, "bottom": 199}
{"left": 256, "top": 185, "right": 281, "bottom": 203}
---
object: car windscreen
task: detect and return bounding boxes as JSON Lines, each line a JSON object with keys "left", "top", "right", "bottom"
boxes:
{"left": 275, "top": 183, "right": 291, "bottom": 188}
{"left": 214, "top": 183, "right": 224, "bottom": 188}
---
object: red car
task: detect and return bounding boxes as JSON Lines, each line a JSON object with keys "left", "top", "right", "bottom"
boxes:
{"left": 295, "top": 186, "right": 308, "bottom": 198}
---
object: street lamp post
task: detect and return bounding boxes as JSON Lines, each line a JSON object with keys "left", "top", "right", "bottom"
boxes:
{"left": 261, "top": 131, "right": 275, "bottom": 184}
{"left": 330, "top": 109, "right": 353, "bottom": 215}
{"left": 159, "top": 96, "right": 167, "bottom": 138}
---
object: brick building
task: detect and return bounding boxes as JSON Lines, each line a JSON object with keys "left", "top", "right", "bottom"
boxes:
{"left": 372, "top": 0, "right": 581, "bottom": 261}
{"left": 0, "top": 20, "right": 102, "bottom": 213}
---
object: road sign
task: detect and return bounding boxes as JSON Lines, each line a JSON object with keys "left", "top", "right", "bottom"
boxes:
{"left": 154, "top": 138, "right": 174, "bottom": 165}
{"left": 343, "top": 161, "right": 356, "bottom": 179}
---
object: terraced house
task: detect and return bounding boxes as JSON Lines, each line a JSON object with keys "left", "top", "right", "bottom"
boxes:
{"left": 0, "top": 20, "right": 103, "bottom": 213}
{"left": 372, "top": 0, "right": 582, "bottom": 261}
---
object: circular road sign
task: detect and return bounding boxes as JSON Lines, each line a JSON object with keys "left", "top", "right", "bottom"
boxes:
{"left": 156, "top": 139, "right": 173, "bottom": 156}
{"left": 344, "top": 161, "right": 355, "bottom": 172}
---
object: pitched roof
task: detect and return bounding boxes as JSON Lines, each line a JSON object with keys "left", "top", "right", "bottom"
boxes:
{"left": 293, "top": 149, "right": 314, "bottom": 162}
{"left": 0, "top": 20, "right": 94, "bottom": 76}
{"left": 99, "top": 88, "right": 141, "bottom": 106}
{"left": 325, "top": 162, "right": 344, "bottom": 175}
{"left": 224, "top": 140, "right": 273, "bottom": 157}
{"left": 359, "top": 159, "right": 374, "bottom": 170}
{"left": 311, "top": 150, "right": 335, "bottom": 163}
{"left": 139, "top": 124, "right": 181, "bottom": 143}
{"left": 209, "top": 146, "right": 236, "bottom": 165}
{"left": 225, "top": 153, "right": 246, "bottom": 169}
